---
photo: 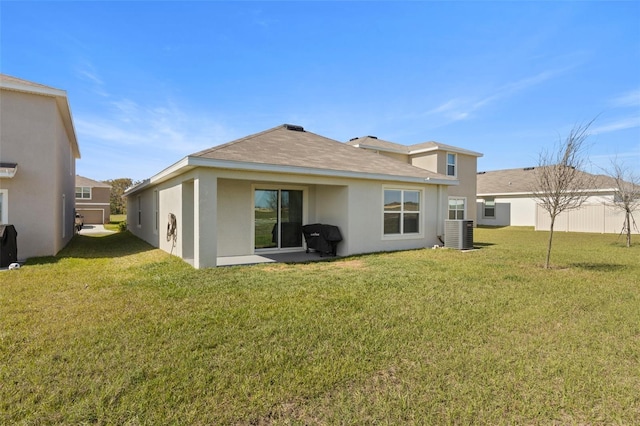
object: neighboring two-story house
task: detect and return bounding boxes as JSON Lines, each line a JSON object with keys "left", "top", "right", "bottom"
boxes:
{"left": 347, "top": 136, "right": 483, "bottom": 224}
{"left": 0, "top": 74, "right": 80, "bottom": 260}
{"left": 75, "top": 175, "right": 112, "bottom": 224}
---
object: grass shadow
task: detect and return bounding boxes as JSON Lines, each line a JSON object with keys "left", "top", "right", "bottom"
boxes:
{"left": 26, "top": 232, "right": 155, "bottom": 265}
{"left": 570, "top": 262, "right": 627, "bottom": 272}
{"left": 472, "top": 242, "right": 495, "bottom": 248}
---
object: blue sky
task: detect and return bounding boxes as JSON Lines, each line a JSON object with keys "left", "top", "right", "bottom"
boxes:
{"left": 2, "top": 1, "right": 639, "bottom": 181}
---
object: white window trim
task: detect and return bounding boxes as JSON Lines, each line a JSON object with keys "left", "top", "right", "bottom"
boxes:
{"left": 75, "top": 186, "right": 92, "bottom": 199}
{"left": 137, "top": 195, "right": 142, "bottom": 228}
{"left": 446, "top": 152, "right": 457, "bottom": 177}
{"left": 382, "top": 186, "right": 424, "bottom": 240}
{"left": 0, "top": 189, "right": 8, "bottom": 224}
{"left": 483, "top": 198, "right": 496, "bottom": 219}
{"left": 448, "top": 196, "right": 466, "bottom": 220}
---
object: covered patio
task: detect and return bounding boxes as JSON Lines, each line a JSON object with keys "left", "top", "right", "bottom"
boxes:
{"left": 217, "top": 251, "right": 340, "bottom": 267}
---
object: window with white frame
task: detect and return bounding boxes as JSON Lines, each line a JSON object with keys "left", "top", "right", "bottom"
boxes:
{"left": 448, "top": 197, "right": 465, "bottom": 220}
{"left": 75, "top": 187, "right": 91, "bottom": 199}
{"left": 0, "top": 190, "right": 7, "bottom": 224}
{"left": 483, "top": 198, "right": 495, "bottom": 218}
{"left": 446, "top": 153, "right": 457, "bottom": 177}
{"left": 383, "top": 189, "right": 421, "bottom": 235}
{"left": 137, "top": 195, "right": 142, "bottom": 227}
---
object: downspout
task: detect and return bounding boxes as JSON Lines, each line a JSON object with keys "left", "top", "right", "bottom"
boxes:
{"left": 437, "top": 185, "right": 445, "bottom": 245}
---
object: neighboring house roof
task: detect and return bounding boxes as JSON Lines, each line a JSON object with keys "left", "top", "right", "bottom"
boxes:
{"left": 0, "top": 74, "right": 80, "bottom": 159}
{"left": 477, "top": 167, "right": 619, "bottom": 196}
{"left": 76, "top": 175, "right": 111, "bottom": 188}
{"left": 126, "top": 124, "right": 457, "bottom": 196}
{"left": 347, "top": 135, "right": 483, "bottom": 157}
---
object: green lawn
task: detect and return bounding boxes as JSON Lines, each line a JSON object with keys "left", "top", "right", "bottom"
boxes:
{"left": 1, "top": 228, "right": 638, "bottom": 424}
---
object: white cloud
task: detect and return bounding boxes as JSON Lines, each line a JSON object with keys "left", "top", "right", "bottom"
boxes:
{"left": 609, "top": 89, "right": 640, "bottom": 108}
{"left": 425, "top": 68, "right": 565, "bottom": 125}
{"left": 74, "top": 62, "right": 110, "bottom": 98}
{"left": 592, "top": 116, "right": 640, "bottom": 134}
{"left": 77, "top": 103, "right": 233, "bottom": 155}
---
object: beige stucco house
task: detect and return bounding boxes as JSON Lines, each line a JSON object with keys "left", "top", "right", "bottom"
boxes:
{"left": 476, "top": 167, "right": 639, "bottom": 234}
{"left": 0, "top": 74, "right": 80, "bottom": 260}
{"left": 347, "top": 136, "right": 483, "bottom": 224}
{"left": 125, "top": 124, "right": 483, "bottom": 268}
{"left": 75, "top": 175, "right": 111, "bottom": 224}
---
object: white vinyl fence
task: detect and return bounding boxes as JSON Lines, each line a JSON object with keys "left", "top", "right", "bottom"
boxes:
{"left": 536, "top": 203, "right": 640, "bottom": 234}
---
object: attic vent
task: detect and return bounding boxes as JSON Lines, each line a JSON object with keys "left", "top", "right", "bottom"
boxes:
{"left": 284, "top": 124, "right": 304, "bottom": 132}
{"left": 523, "top": 167, "right": 535, "bottom": 171}
{"left": 349, "top": 137, "right": 359, "bottom": 141}
{"left": 368, "top": 136, "right": 378, "bottom": 139}
{"left": 477, "top": 171, "right": 486, "bottom": 174}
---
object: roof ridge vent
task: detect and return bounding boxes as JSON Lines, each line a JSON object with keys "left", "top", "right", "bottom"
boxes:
{"left": 284, "top": 124, "right": 304, "bottom": 132}
{"left": 523, "top": 167, "right": 535, "bottom": 171}
{"left": 349, "top": 137, "right": 359, "bottom": 141}
{"left": 368, "top": 135, "right": 378, "bottom": 139}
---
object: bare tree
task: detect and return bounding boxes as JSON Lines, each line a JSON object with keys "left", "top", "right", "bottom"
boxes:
{"left": 532, "top": 120, "right": 596, "bottom": 269}
{"left": 604, "top": 159, "right": 640, "bottom": 247}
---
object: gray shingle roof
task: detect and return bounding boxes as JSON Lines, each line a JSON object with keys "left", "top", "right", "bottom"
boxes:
{"left": 477, "top": 167, "right": 619, "bottom": 195}
{"left": 347, "top": 136, "right": 411, "bottom": 153}
{"left": 76, "top": 175, "right": 111, "bottom": 188}
{"left": 347, "top": 135, "right": 483, "bottom": 157}
{"left": 191, "top": 125, "right": 455, "bottom": 182}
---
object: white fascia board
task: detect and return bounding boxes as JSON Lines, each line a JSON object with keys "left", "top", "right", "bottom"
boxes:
{"left": 477, "top": 192, "right": 534, "bottom": 197}
{"left": 125, "top": 156, "right": 459, "bottom": 196}
{"left": 56, "top": 97, "right": 80, "bottom": 159}
{"left": 188, "top": 156, "right": 459, "bottom": 185}
{"left": 123, "top": 178, "right": 152, "bottom": 197}
{"left": 357, "top": 144, "right": 409, "bottom": 155}
{"left": 0, "top": 79, "right": 67, "bottom": 98}
{"left": 409, "top": 145, "right": 484, "bottom": 157}
{"left": 478, "top": 188, "right": 617, "bottom": 198}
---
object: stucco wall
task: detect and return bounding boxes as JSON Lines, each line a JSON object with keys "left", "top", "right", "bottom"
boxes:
{"left": 476, "top": 196, "right": 537, "bottom": 227}
{"left": 0, "top": 89, "right": 75, "bottom": 259}
{"left": 217, "top": 179, "right": 253, "bottom": 256}
{"left": 410, "top": 152, "right": 439, "bottom": 173}
{"left": 127, "top": 166, "right": 447, "bottom": 267}
{"left": 411, "top": 151, "right": 478, "bottom": 224}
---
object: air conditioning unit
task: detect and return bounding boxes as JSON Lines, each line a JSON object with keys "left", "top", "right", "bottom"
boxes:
{"left": 444, "top": 220, "right": 474, "bottom": 249}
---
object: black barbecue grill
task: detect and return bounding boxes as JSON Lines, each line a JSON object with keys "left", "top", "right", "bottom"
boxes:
{"left": 301, "top": 223, "right": 342, "bottom": 257}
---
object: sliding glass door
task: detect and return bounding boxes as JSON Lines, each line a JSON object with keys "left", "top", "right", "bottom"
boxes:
{"left": 254, "top": 189, "right": 303, "bottom": 250}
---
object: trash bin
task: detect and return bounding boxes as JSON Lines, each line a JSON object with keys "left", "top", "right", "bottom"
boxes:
{"left": 0, "top": 224, "right": 18, "bottom": 267}
{"left": 302, "top": 223, "right": 342, "bottom": 256}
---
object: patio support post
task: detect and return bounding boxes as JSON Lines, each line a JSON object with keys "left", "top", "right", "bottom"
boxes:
{"left": 193, "top": 173, "right": 217, "bottom": 268}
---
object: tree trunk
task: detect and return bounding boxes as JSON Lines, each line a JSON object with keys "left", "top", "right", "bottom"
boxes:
{"left": 545, "top": 216, "right": 556, "bottom": 269}
{"left": 626, "top": 210, "right": 631, "bottom": 248}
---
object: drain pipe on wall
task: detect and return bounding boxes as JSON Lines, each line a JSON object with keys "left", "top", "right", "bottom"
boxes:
{"left": 436, "top": 185, "right": 445, "bottom": 246}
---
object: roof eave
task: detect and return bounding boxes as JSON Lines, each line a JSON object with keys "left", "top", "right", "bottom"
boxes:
{"left": 189, "top": 157, "right": 458, "bottom": 185}
{"left": 356, "top": 143, "right": 410, "bottom": 155}
{"left": 125, "top": 156, "right": 458, "bottom": 195}
{"left": 409, "top": 145, "right": 484, "bottom": 157}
